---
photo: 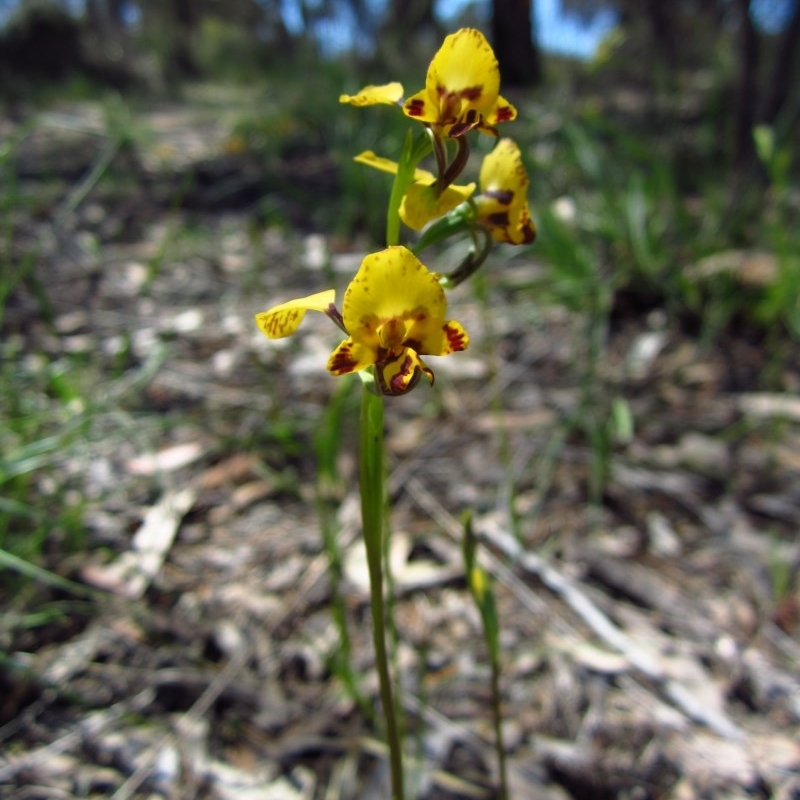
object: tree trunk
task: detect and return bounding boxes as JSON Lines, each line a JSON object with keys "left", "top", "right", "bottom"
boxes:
{"left": 168, "top": 0, "right": 201, "bottom": 79}
{"left": 388, "top": 0, "right": 436, "bottom": 40}
{"left": 492, "top": 0, "right": 541, "bottom": 87}
{"left": 645, "top": 0, "right": 677, "bottom": 68}
{"left": 760, "top": 0, "right": 800, "bottom": 127}
{"left": 86, "top": 0, "right": 123, "bottom": 38}
{"left": 733, "top": 0, "right": 759, "bottom": 167}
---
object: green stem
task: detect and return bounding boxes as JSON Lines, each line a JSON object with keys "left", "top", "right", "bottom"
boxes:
{"left": 315, "top": 382, "right": 370, "bottom": 716}
{"left": 360, "top": 384, "right": 404, "bottom": 799}
{"left": 489, "top": 655, "right": 508, "bottom": 800}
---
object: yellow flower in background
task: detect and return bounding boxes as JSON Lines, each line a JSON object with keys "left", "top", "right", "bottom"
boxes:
{"left": 254, "top": 247, "right": 469, "bottom": 396}
{"left": 354, "top": 150, "right": 476, "bottom": 230}
{"left": 404, "top": 28, "right": 516, "bottom": 138}
{"left": 475, "top": 138, "right": 536, "bottom": 245}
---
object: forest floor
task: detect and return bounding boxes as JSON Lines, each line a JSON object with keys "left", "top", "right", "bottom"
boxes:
{"left": 1, "top": 87, "right": 800, "bottom": 800}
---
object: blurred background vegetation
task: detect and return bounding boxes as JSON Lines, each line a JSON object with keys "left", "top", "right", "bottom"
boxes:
{"left": 1, "top": 0, "right": 798, "bottom": 281}
{"left": 2, "top": 0, "right": 797, "bottom": 273}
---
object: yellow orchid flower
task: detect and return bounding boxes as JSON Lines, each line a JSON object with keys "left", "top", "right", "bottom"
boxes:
{"left": 254, "top": 247, "right": 469, "bottom": 396}
{"left": 330, "top": 247, "right": 469, "bottom": 395}
{"left": 339, "top": 29, "right": 516, "bottom": 140}
{"left": 474, "top": 138, "right": 536, "bottom": 245}
{"left": 404, "top": 28, "right": 517, "bottom": 138}
{"left": 354, "top": 150, "right": 475, "bottom": 230}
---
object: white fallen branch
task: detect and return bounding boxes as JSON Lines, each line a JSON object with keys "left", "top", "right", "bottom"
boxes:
{"left": 401, "top": 472, "right": 743, "bottom": 741}
{"left": 83, "top": 487, "right": 196, "bottom": 598}
{"left": 479, "top": 523, "right": 744, "bottom": 741}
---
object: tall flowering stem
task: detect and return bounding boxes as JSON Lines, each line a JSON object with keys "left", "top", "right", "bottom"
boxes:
{"left": 387, "top": 132, "right": 416, "bottom": 247}
{"left": 357, "top": 124, "right": 433, "bottom": 800}
{"left": 359, "top": 382, "right": 404, "bottom": 798}
{"left": 386, "top": 131, "right": 432, "bottom": 246}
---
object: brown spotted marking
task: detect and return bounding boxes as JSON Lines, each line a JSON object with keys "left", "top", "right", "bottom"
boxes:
{"left": 328, "top": 342, "right": 359, "bottom": 374}
{"left": 443, "top": 322, "right": 468, "bottom": 352}
{"left": 389, "top": 354, "right": 416, "bottom": 394}
{"left": 258, "top": 308, "right": 301, "bottom": 338}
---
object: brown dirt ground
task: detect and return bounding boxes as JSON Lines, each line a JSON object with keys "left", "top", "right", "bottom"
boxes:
{"left": 1, "top": 96, "right": 799, "bottom": 800}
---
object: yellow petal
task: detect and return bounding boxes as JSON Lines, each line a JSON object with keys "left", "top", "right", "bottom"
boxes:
{"left": 399, "top": 180, "right": 475, "bottom": 230}
{"left": 254, "top": 289, "right": 336, "bottom": 339}
{"left": 429, "top": 29, "right": 500, "bottom": 106}
{"left": 484, "top": 93, "right": 517, "bottom": 127}
{"left": 353, "top": 152, "right": 474, "bottom": 229}
{"left": 342, "top": 247, "right": 447, "bottom": 340}
{"left": 339, "top": 82, "right": 404, "bottom": 107}
{"left": 407, "top": 317, "right": 469, "bottom": 357}
{"left": 403, "top": 88, "right": 439, "bottom": 125}
{"left": 327, "top": 338, "right": 375, "bottom": 375}
{"left": 479, "top": 138, "right": 528, "bottom": 195}
{"left": 353, "top": 150, "right": 435, "bottom": 184}
{"left": 438, "top": 320, "right": 470, "bottom": 355}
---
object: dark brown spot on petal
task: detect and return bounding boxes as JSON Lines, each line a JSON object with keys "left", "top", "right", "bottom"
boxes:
{"left": 449, "top": 119, "right": 480, "bottom": 138}
{"left": 460, "top": 86, "right": 483, "bottom": 101}
{"left": 405, "top": 98, "right": 425, "bottom": 117}
{"left": 484, "top": 189, "right": 514, "bottom": 205}
{"left": 489, "top": 212, "right": 510, "bottom": 228}
{"left": 519, "top": 218, "right": 537, "bottom": 244}
{"left": 495, "top": 105, "right": 514, "bottom": 122}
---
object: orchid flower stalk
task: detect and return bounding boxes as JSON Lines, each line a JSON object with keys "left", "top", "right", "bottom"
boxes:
{"left": 256, "top": 27, "right": 536, "bottom": 798}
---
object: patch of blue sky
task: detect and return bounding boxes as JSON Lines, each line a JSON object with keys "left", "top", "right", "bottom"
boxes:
{"left": 534, "top": 0, "right": 619, "bottom": 58}
{"left": 1, "top": 0, "right": 795, "bottom": 53}
{"left": 750, "top": 0, "right": 797, "bottom": 33}
{"left": 281, "top": 0, "right": 620, "bottom": 59}
{"left": 435, "top": 0, "right": 618, "bottom": 59}
{"left": 281, "top": 0, "right": 305, "bottom": 35}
